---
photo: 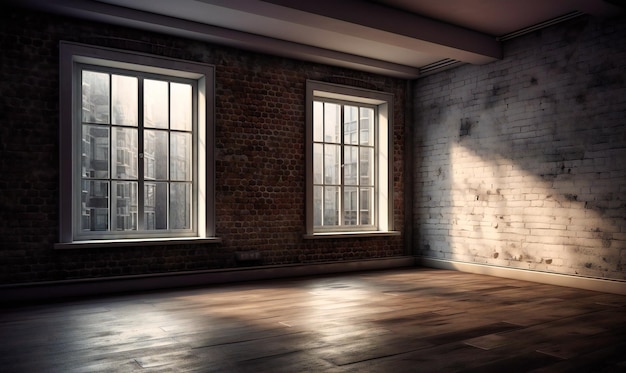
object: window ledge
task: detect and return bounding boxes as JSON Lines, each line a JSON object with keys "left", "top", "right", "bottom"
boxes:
{"left": 54, "top": 237, "right": 222, "bottom": 250}
{"left": 303, "top": 231, "right": 401, "bottom": 240}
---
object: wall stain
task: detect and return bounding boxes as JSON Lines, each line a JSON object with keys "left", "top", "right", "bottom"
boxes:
{"left": 460, "top": 118, "right": 473, "bottom": 137}
{"left": 483, "top": 84, "right": 509, "bottom": 109}
{"left": 564, "top": 193, "right": 578, "bottom": 202}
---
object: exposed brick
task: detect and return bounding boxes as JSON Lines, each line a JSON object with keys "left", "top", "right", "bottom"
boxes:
{"left": 0, "top": 5, "right": 406, "bottom": 284}
{"left": 414, "top": 15, "right": 626, "bottom": 280}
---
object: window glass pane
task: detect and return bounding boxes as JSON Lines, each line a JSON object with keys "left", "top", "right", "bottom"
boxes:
{"left": 313, "top": 101, "right": 324, "bottom": 142}
{"left": 360, "top": 147, "right": 374, "bottom": 186}
{"left": 82, "top": 71, "right": 109, "bottom": 124}
{"left": 324, "top": 144, "right": 340, "bottom": 185}
{"left": 170, "top": 83, "right": 192, "bottom": 131}
{"left": 112, "top": 127, "right": 137, "bottom": 179}
{"left": 144, "top": 79, "right": 169, "bottom": 129}
{"left": 111, "top": 75, "right": 137, "bottom": 126}
{"left": 343, "top": 186, "right": 358, "bottom": 225}
{"left": 112, "top": 181, "right": 137, "bottom": 231}
{"left": 82, "top": 180, "right": 109, "bottom": 231}
{"left": 145, "top": 182, "right": 168, "bottom": 230}
{"left": 170, "top": 132, "right": 192, "bottom": 181}
{"left": 360, "top": 107, "right": 374, "bottom": 146}
{"left": 170, "top": 182, "right": 191, "bottom": 229}
{"left": 313, "top": 143, "right": 323, "bottom": 184}
{"left": 144, "top": 130, "right": 168, "bottom": 180}
{"left": 313, "top": 185, "right": 323, "bottom": 226}
{"left": 323, "top": 102, "right": 341, "bottom": 143}
{"left": 324, "top": 186, "right": 339, "bottom": 226}
{"left": 307, "top": 81, "right": 389, "bottom": 234}
{"left": 344, "top": 105, "right": 358, "bottom": 145}
{"left": 82, "top": 125, "right": 109, "bottom": 179}
{"left": 360, "top": 188, "right": 372, "bottom": 225}
{"left": 344, "top": 145, "right": 358, "bottom": 185}
{"left": 144, "top": 183, "right": 155, "bottom": 229}
{"left": 69, "top": 53, "right": 208, "bottom": 241}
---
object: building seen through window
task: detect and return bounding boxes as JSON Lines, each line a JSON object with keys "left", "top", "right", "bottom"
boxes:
{"left": 306, "top": 80, "right": 393, "bottom": 236}
{"left": 313, "top": 101, "right": 376, "bottom": 228}
{"left": 80, "top": 69, "right": 193, "bottom": 234}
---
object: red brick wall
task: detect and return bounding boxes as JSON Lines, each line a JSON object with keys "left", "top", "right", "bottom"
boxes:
{"left": 0, "top": 5, "right": 406, "bottom": 284}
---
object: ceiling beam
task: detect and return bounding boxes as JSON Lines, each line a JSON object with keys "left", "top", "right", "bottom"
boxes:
{"left": 260, "top": 0, "right": 502, "bottom": 63}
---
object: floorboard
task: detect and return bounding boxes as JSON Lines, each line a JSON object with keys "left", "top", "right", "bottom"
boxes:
{"left": 1, "top": 268, "right": 625, "bottom": 372}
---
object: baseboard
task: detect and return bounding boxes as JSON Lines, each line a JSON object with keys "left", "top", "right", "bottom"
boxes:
{"left": 0, "top": 256, "right": 416, "bottom": 304}
{"left": 7, "top": 256, "right": 621, "bottom": 304}
{"left": 417, "top": 257, "right": 626, "bottom": 296}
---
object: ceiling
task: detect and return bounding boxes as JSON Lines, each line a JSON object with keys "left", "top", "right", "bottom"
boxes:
{"left": 13, "top": 0, "right": 626, "bottom": 78}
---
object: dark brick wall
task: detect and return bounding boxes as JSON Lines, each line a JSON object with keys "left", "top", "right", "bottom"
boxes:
{"left": 0, "top": 5, "right": 407, "bottom": 284}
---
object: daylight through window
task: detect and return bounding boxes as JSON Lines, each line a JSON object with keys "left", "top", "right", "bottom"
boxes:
{"left": 306, "top": 80, "right": 394, "bottom": 236}
{"left": 313, "top": 101, "right": 376, "bottom": 228}
{"left": 80, "top": 68, "right": 194, "bottom": 234}
{"left": 59, "top": 43, "right": 215, "bottom": 245}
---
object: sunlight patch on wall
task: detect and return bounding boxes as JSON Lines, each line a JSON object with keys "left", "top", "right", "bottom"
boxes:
{"left": 436, "top": 143, "right": 625, "bottom": 279}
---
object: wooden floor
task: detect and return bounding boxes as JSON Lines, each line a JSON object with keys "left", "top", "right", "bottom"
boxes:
{"left": 1, "top": 268, "right": 626, "bottom": 372}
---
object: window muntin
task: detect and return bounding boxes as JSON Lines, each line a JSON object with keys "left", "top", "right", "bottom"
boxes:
{"left": 78, "top": 65, "right": 196, "bottom": 239}
{"left": 313, "top": 100, "right": 377, "bottom": 229}
{"left": 59, "top": 42, "right": 215, "bottom": 245}
{"left": 306, "top": 80, "right": 393, "bottom": 236}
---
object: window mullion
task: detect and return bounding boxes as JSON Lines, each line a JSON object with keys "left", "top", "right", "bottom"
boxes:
{"left": 108, "top": 73, "right": 113, "bottom": 232}
{"left": 320, "top": 151, "right": 324, "bottom": 227}
{"left": 167, "top": 82, "right": 171, "bottom": 231}
{"left": 137, "top": 77, "right": 145, "bottom": 231}
{"left": 374, "top": 110, "right": 379, "bottom": 228}
{"left": 340, "top": 104, "right": 344, "bottom": 227}
{"left": 356, "top": 106, "right": 360, "bottom": 226}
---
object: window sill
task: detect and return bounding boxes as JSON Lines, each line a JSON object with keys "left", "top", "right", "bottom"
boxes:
{"left": 54, "top": 237, "right": 222, "bottom": 250}
{"left": 303, "top": 231, "right": 401, "bottom": 239}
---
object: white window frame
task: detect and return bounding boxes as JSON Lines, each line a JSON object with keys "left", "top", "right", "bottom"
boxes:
{"left": 57, "top": 42, "right": 217, "bottom": 248}
{"left": 305, "top": 80, "right": 396, "bottom": 238}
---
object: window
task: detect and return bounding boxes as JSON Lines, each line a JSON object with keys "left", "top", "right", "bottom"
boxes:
{"left": 305, "top": 80, "right": 395, "bottom": 236}
{"left": 58, "top": 42, "right": 216, "bottom": 246}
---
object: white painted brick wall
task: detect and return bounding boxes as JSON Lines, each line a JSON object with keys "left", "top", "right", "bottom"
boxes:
{"left": 413, "top": 16, "right": 626, "bottom": 280}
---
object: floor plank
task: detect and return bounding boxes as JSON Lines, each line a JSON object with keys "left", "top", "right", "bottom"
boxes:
{"left": 1, "top": 268, "right": 625, "bottom": 372}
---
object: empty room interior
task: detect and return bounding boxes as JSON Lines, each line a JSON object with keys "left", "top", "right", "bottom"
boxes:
{"left": 1, "top": 0, "right": 625, "bottom": 371}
